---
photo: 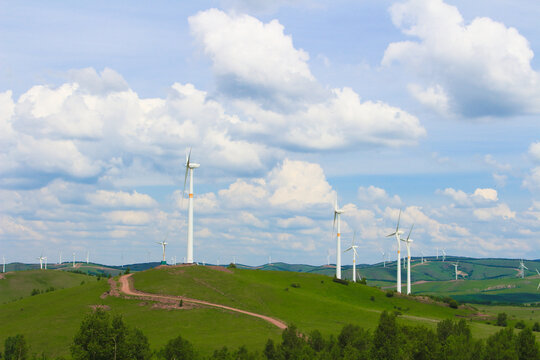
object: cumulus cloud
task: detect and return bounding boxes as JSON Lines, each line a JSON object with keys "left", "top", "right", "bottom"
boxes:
{"left": 189, "top": 9, "right": 321, "bottom": 110}
{"left": 107, "top": 210, "right": 153, "bottom": 225}
{"left": 87, "top": 190, "right": 157, "bottom": 208}
{"left": 439, "top": 187, "right": 498, "bottom": 207}
{"left": 358, "top": 185, "right": 401, "bottom": 206}
{"left": 383, "top": 0, "right": 540, "bottom": 117}
{"left": 523, "top": 167, "right": 540, "bottom": 190}
{"left": 528, "top": 142, "right": 540, "bottom": 162}
{"left": 473, "top": 203, "right": 516, "bottom": 221}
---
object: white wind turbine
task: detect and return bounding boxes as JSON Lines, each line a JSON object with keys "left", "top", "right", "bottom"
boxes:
{"left": 441, "top": 249, "right": 446, "bottom": 262}
{"left": 536, "top": 269, "right": 540, "bottom": 290}
{"left": 452, "top": 262, "right": 459, "bottom": 280}
{"left": 86, "top": 250, "right": 89, "bottom": 264}
{"left": 386, "top": 210, "right": 404, "bottom": 293}
{"left": 157, "top": 236, "right": 168, "bottom": 265}
{"left": 72, "top": 252, "right": 75, "bottom": 267}
{"left": 518, "top": 259, "right": 528, "bottom": 278}
{"left": 436, "top": 247, "right": 439, "bottom": 260}
{"left": 379, "top": 249, "right": 386, "bottom": 267}
{"left": 183, "top": 148, "right": 200, "bottom": 264}
{"left": 333, "top": 198, "right": 345, "bottom": 279}
{"left": 344, "top": 232, "right": 360, "bottom": 282}
{"left": 326, "top": 249, "right": 331, "bottom": 266}
{"left": 400, "top": 224, "right": 414, "bottom": 295}
{"left": 37, "top": 254, "right": 45, "bottom": 270}
{"left": 3, "top": 256, "right": 5, "bottom": 273}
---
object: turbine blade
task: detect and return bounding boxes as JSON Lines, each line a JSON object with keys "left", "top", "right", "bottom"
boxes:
{"left": 344, "top": 247, "right": 352, "bottom": 252}
{"left": 407, "top": 224, "right": 414, "bottom": 241}
{"left": 396, "top": 209, "right": 401, "bottom": 232}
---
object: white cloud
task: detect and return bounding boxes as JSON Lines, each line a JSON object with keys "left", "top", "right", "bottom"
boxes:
{"left": 87, "top": 190, "right": 157, "bottom": 208}
{"left": 189, "top": 9, "right": 320, "bottom": 109}
{"left": 383, "top": 0, "right": 540, "bottom": 117}
{"left": 484, "top": 154, "right": 511, "bottom": 172}
{"left": 439, "top": 187, "right": 498, "bottom": 206}
{"left": 276, "top": 215, "right": 315, "bottom": 228}
{"left": 218, "top": 179, "right": 268, "bottom": 208}
{"left": 473, "top": 203, "right": 516, "bottom": 221}
{"left": 523, "top": 167, "right": 540, "bottom": 190}
{"left": 528, "top": 142, "right": 540, "bottom": 162}
{"left": 358, "top": 185, "right": 401, "bottom": 206}
{"left": 107, "top": 211, "right": 153, "bottom": 225}
{"left": 407, "top": 83, "right": 449, "bottom": 114}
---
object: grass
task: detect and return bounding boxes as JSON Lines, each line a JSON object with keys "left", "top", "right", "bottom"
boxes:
{"left": 0, "top": 275, "right": 280, "bottom": 357}
{"left": 132, "top": 266, "right": 502, "bottom": 338}
{"left": 0, "top": 270, "right": 91, "bottom": 304}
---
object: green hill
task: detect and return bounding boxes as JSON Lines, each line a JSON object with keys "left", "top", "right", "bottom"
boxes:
{"left": 0, "top": 270, "right": 90, "bottom": 304}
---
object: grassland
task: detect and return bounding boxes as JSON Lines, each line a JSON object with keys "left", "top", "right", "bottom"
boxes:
{"left": 0, "top": 270, "right": 90, "bottom": 303}
{"left": 131, "top": 266, "right": 503, "bottom": 338}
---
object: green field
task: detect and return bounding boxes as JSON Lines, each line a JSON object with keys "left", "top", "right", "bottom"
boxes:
{"left": 0, "top": 270, "right": 90, "bottom": 304}
{"left": 1, "top": 265, "right": 538, "bottom": 357}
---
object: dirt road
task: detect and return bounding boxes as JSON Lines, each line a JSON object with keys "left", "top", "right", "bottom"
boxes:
{"left": 118, "top": 274, "right": 287, "bottom": 330}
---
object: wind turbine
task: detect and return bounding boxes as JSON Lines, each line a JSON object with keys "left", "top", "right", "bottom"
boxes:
{"left": 86, "top": 250, "right": 89, "bottom": 264}
{"left": 156, "top": 236, "right": 168, "bottom": 265}
{"left": 345, "top": 232, "right": 359, "bottom": 282}
{"left": 44, "top": 256, "right": 47, "bottom": 270}
{"left": 436, "top": 247, "right": 439, "bottom": 260}
{"left": 400, "top": 224, "right": 414, "bottom": 295}
{"left": 536, "top": 269, "right": 540, "bottom": 290}
{"left": 2, "top": 256, "right": 5, "bottom": 273}
{"left": 518, "top": 259, "right": 528, "bottom": 278}
{"left": 441, "top": 249, "right": 446, "bottom": 262}
{"left": 183, "top": 148, "right": 200, "bottom": 264}
{"left": 386, "top": 210, "right": 404, "bottom": 293}
{"left": 37, "top": 255, "right": 45, "bottom": 270}
{"left": 326, "top": 249, "right": 330, "bottom": 266}
{"left": 379, "top": 249, "right": 386, "bottom": 267}
{"left": 72, "top": 252, "right": 75, "bottom": 267}
{"left": 452, "top": 262, "right": 459, "bottom": 280}
{"left": 333, "top": 198, "right": 345, "bottom": 279}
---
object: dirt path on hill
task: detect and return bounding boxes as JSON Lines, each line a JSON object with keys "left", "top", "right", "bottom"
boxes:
{"left": 117, "top": 274, "right": 287, "bottom": 330}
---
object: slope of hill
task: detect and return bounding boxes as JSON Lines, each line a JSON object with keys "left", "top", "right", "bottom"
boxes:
{"left": 0, "top": 270, "right": 90, "bottom": 303}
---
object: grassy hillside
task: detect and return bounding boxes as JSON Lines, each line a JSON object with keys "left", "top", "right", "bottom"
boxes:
{"left": 412, "top": 275, "right": 540, "bottom": 305}
{"left": 0, "top": 274, "right": 280, "bottom": 358}
{"left": 131, "top": 265, "right": 500, "bottom": 338}
{"left": 0, "top": 270, "right": 90, "bottom": 303}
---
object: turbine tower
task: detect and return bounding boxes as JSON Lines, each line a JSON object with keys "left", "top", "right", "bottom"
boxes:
{"left": 44, "top": 257, "right": 47, "bottom": 270}
{"left": 86, "top": 250, "right": 89, "bottom": 264}
{"left": 400, "top": 224, "right": 414, "bottom": 295}
{"left": 441, "top": 249, "right": 446, "bottom": 262}
{"left": 333, "top": 198, "right": 344, "bottom": 279}
{"left": 452, "top": 262, "right": 459, "bottom": 280}
{"left": 37, "top": 255, "right": 45, "bottom": 270}
{"left": 72, "top": 252, "right": 75, "bottom": 267}
{"left": 345, "top": 232, "right": 359, "bottom": 282}
{"left": 157, "top": 237, "right": 168, "bottom": 265}
{"left": 386, "top": 210, "right": 404, "bottom": 293}
{"left": 421, "top": 250, "right": 425, "bottom": 263}
{"left": 183, "top": 148, "right": 200, "bottom": 264}
{"left": 380, "top": 249, "right": 386, "bottom": 267}
{"left": 536, "top": 269, "right": 540, "bottom": 290}
{"left": 518, "top": 259, "right": 528, "bottom": 278}
{"left": 2, "top": 256, "right": 5, "bottom": 273}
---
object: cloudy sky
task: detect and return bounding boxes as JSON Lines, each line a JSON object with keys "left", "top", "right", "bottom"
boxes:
{"left": 1, "top": 0, "right": 540, "bottom": 266}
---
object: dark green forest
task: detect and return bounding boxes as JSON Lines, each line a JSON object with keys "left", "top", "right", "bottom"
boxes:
{"left": 3, "top": 309, "right": 539, "bottom": 360}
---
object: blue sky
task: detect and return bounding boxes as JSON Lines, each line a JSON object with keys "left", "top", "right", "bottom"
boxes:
{"left": 1, "top": 0, "right": 540, "bottom": 266}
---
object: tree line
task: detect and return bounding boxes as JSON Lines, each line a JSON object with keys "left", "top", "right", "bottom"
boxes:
{"left": 2, "top": 309, "right": 539, "bottom": 359}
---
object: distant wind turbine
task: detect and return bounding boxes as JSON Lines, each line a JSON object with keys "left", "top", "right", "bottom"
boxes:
{"left": 420, "top": 250, "right": 425, "bottom": 263}
{"left": 37, "top": 254, "right": 45, "bottom": 270}
{"left": 183, "top": 148, "right": 200, "bottom": 264}
{"left": 441, "top": 249, "right": 446, "bottom": 262}
{"left": 387, "top": 210, "right": 404, "bottom": 293}
{"left": 333, "top": 197, "right": 344, "bottom": 279}
{"left": 518, "top": 259, "right": 528, "bottom": 278}
{"left": 452, "top": 262, "right": 459, "bottom": 280}
{"left": 86, "top": 250, "right": 89, "bottom": 264}
{"left": 345, "top": 231, "right": 360, "bottom": 282}
{"left": 157, "top": 236, "right": 168, "bottom": 265}
{"left": 379, "top": 249, "right": 386, "bottom": 267}
{"left": 400, "top": 224, "right": 414, "bottom": 295}
{"left": 2, "top": 256, "right": 5, "bottom": 273}
{"left": 72, "top": 252, "right": 75, "bottom": 267}
{"left": 536, "top": 269, "right": 540, "bottom": 290}
{"left": 268, "top": 255, "right": 272, "bottom": 265}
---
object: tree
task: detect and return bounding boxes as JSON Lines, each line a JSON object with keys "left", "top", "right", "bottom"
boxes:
{"left": 371, "top": 311, "right": 403, "bottom": 360}
{"left": 515, "top": 327, "right": 539, "bottom": 360}
{"left": 71, "top": 309, "right": 151, "bottom": 360}
{"left": 158, "top": 334, "right": 197, "bottom": 360}
{"left": 497, "top": 313, "right": 508, "bottom": 327}
{"left": 4, "top": 334, "right": 29, "bottom": 360}
{"left": 484, "top": 327, "right": 518, "bottom": 360}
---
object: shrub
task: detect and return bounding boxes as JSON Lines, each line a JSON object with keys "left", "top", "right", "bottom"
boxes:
{"left": 30, "top": 288, "right": 40, "bottom": 296}
{"left": 332, "top": 278, "right": 349, "bottom": 285}
{"left": 370, "top": 296, "right": 375, "bottom": 301}
{"left": 496, "top": 313, "right": 508, "bottom": 327}
{"left": 385, "top": 290, "right": 394, "bottom": 298}
{"left": 533, "top": 322, "right": 540, "bottom": 332}
{"left": 124, "top": 267, "right": 130, "bottom": 275}
{"left": 448, "top": 299, "right": 459, "bottom": 309}
{"left": 179, "top": 300, "right": 183, "bottom": 307}
{"left": 228, "top": 263, "right": 237, "bottom": 269}
{"left": 514, "top": 320, "right": 526, "bottom": 329}
{"left": 290, "top": 283, "right": 300, "bottom": 288}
